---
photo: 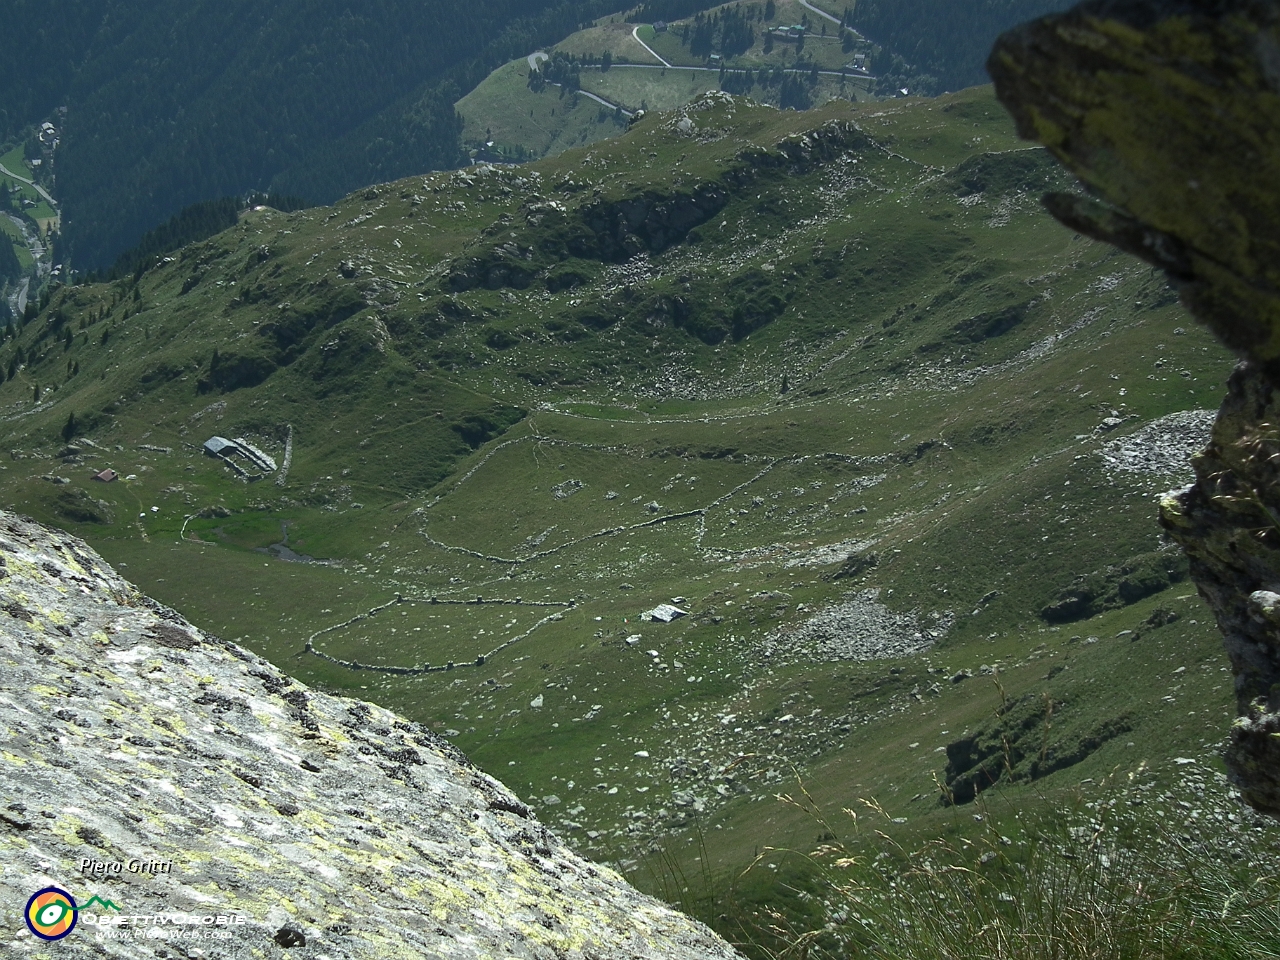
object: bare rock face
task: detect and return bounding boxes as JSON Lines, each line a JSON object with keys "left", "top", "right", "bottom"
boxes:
{"left": 0, "top": 512, "right": 740, "bottom": 959}
{"left": 1159, "top": 363, "right": 1280, "bottom": 815}
{"left": 989, "top": 0, "right": 1280, "bottom": 815}
{"left": 988, "top": 0, "right": 1280, "bottom": 361}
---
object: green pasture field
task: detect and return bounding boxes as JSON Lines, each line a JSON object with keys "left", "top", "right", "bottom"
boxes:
{"left": 0, "top": 144, "right": 29, "bottom": 176}
{"left": 579, "top": 66, "right": 722, "bottom": 112}
{"left": 30, "top": 203, "right": 57, "bottom": 232}
{"left": 457, "top": 58, "right": 627, "bottom": 158}
{"left": 0, "top": 145, "right": 41, "bottom": 201}
{"left": 552, "top": 21, "right": 662, "bottom": 62}
{"left": 0, "top": 143, "right": 57, "bottom": 239}
{"left": 463, "top": 0, "right": 876, "bottom": 160}
{"left": 794, "top": 0, "right": 847, "bottom": 25}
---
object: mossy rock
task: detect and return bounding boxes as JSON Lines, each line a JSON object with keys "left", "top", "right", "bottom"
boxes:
{"left": 1041, "top": 549, "right": 1189, "bottom": 623}
{"left": 946, "top": 147, "right": 1064, "bottom": 197}
{"left": 53, "top": 488, "right": 114, "bottom": 525}
{"left": 942, "top": 693, "right": 1132, "bottom": 805}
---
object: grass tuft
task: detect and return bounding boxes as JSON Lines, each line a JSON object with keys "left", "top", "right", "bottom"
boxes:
{"left": 707, "top": 770, "right": 1280, "bottom": 960}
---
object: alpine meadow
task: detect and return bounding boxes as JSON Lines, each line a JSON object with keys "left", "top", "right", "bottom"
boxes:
{"left": 2, "top": 1, "right": 1279, "bottom": 958}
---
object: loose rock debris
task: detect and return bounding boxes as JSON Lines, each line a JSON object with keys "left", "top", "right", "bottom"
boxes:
{"left": 1099, "top": 410, "right": 1214, "bottom": 488}
{"left": 757, "top": 588, "right": 950, "bottom": 664}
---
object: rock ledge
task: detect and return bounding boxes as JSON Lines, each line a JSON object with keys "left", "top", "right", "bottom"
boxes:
{"left": 0, "top": 512, "right": 739, "bottom": 958}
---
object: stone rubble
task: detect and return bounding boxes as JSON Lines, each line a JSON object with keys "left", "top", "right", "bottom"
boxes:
{"left": 757, "top": 588, "right": 949, "bottom": 665}
{"left": 1098, "top": 409, "right": 1214, "bottom": 489}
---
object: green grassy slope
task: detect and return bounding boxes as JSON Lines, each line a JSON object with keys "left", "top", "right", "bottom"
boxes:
{"left": 457, "top": 58, "right": 631, "bottom": 159}
{"left": 0, "top": 86, "right": 1260, "bottom": 952}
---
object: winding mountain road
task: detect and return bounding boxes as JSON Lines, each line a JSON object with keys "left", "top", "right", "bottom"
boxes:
{"left": 0, "top": 162, "right": 56, "bottom": 207}
{"left": 519, "top": 31, "right": 877, "bottom": 123}
{"left": 575, "top": 88, "right": 635, "bottom": 117}
{"left": 632, "top": 25, "right": 672, "bottom": 67}
{"left": 587, "top": 61, "right": 869, "bottom": 79}
{"left": 797, "top": 0, "right": 842, "bottom": 25}
{"left": 525, "top": 52, "right": 636, "bottom": 117}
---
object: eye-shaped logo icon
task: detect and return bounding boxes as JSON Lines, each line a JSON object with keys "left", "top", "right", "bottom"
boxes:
{"left": 25, "top": 886, "right": 78, "bottom": 941}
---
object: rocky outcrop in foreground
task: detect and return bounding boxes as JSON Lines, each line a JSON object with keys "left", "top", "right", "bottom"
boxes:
{"left": 989, "top": 0, "right": 1280, "bottom": 815}
{"left": 0, "top": 512, "right": 739, "bottom": 959}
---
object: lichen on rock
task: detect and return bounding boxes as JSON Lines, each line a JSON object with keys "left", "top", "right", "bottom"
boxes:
{"left": 989, "top": 0, "right": 1280, "bottom": 815}
{"left": 0, "top": 512, "right": 740, "bottom": 958}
